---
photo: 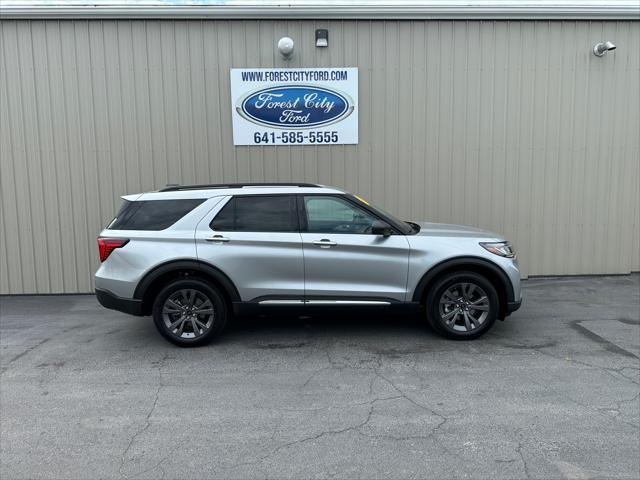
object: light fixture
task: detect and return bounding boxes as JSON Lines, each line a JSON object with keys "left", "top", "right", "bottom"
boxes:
{"left": 277, "top": 36, "right": 295, "bottom": 59}
{"left": 315, "top": 29, "right": 328, "bottom": 48}
{"left": 593, "top": 41, "right": 616, "bottom": 57}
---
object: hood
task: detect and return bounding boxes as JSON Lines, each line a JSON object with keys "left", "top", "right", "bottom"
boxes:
{"left": 412, "top": 221, "right": 502, "bottom": 239}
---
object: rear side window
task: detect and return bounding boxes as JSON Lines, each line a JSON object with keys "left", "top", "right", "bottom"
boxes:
{"left": 108, "top": 199, "right": 205, "bottom": 231}
{"left": 210, "top": 195, "right": 298, "bottom": 232}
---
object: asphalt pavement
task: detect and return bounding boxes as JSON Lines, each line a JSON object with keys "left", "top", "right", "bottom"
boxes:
{"left": 1, "top": 275, "right": 639, "bottom": 479}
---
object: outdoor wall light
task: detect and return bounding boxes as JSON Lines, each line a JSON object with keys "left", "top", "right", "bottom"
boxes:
{"left": 277, "top": 36, "right": 295, "bottom": 59}
{"left": 593, "top": 41, "right": 616, "bottom": 57}
{"left": 315, "top": 29, "right": 329, "bottom": 48}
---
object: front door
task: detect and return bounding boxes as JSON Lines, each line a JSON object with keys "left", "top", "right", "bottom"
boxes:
{"left": 299, "top": 195, "right": 411, "bottom": 302}
{"left": 195, "top": 194, "right": 304, "bottom": 302}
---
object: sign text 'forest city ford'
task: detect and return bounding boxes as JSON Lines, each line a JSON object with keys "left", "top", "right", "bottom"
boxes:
{"left": 238, "top": 86, "right": 353, "bottom": 128}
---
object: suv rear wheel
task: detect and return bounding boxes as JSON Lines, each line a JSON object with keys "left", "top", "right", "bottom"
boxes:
{"left": 425, "top": 271, "right": 499, "bottom": 339}
{"left": 152, "top": 278, "right": 227, "bottom": 347}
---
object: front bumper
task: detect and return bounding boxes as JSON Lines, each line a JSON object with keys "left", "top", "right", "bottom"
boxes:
{"left": 506, "top": 298, "right": 522, "bottom": 316}
{"left": 95, "top": 288, "right": 144, "bottom": 316}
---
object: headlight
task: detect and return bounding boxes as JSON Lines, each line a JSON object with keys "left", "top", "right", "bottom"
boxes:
{"left": 480, "top": 241, "right": 516, "bottom": 258}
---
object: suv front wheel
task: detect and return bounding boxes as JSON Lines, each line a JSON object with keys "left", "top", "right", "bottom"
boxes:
{"left": 152, "top": 278, "right": 228, "bottom": 347}
{"left": 425, "top": 271, "right": 499, "bottom": 339}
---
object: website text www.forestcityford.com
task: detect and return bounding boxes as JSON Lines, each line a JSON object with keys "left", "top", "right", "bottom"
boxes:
{"left": 240, "top": 70, "right": 349, "bottom": 82}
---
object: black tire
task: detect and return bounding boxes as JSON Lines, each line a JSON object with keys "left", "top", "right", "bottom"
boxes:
{"left": 152, "top": 278, "right": 228, "bottom": 347}
{"left": 425, "top": 271, "right": 499, "bottom": 340}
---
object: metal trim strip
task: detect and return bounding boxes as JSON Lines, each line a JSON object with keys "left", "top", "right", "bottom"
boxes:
{"left": 2, "top": 2, "right": 638, "bottom": 20}
{"left": 258, "top": 299, "right": 391, "bottom": 305}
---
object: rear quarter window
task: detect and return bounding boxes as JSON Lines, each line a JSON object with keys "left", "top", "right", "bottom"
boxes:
{"left": 108, "top": 199, "right": 205, "bottom": 230}
{"left": 210, "top": 195, "right": 298, "bottom": 232}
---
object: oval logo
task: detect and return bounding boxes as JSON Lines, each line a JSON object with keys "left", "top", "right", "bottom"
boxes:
{"left": 238, "top": 85, "right": 353, "bottom": 129}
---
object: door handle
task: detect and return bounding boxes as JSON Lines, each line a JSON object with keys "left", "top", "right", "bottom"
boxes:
{"left": 206, "top": 235, "right": 230, "bottom": 243}
{"left": 313, "top": 239, "right": 337, "bottom": 248}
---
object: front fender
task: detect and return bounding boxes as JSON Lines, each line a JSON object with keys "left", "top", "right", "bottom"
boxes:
{"left": 411, "top": 256, "right": 516, "bottom": 304}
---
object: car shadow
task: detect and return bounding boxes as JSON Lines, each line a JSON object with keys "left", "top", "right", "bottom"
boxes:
{"left": 222, "top": 310, "right": 434, "bottom": 340}
{"left": 216, "top": 309, "right": 526, "bottom": 349}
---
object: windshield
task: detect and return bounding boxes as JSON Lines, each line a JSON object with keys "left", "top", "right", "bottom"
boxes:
{"left": 348, "top": 194, "right": 417, "bottom": 235}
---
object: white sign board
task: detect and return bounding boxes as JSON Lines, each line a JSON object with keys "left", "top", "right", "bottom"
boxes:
{"left": 230, "top": 68, "right": 358, "bottom": 145}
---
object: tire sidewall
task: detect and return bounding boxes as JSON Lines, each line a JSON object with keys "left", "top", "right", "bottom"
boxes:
{"left": 426, "top": 272, "right": 499, "bottom": 340}
{"left": 152, "top": 278, "right": 227, "bottom": 347}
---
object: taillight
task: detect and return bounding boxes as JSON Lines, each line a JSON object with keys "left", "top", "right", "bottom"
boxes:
{"left": 98, "top": 237, "right": 129, "bottom": 262}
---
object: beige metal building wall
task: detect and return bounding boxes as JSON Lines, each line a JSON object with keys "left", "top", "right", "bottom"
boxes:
{"left": 1, "top": 19, "right": 639, "bottom": 294}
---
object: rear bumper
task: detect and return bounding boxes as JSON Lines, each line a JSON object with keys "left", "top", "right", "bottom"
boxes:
{"left": 95, "top": 288, "right": 144, "bottom": 316}
{"left": 506, "top": 298, "right": 522, "bottom": 316}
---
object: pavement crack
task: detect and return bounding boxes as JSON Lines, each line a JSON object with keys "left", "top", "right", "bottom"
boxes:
{"left": 301, "top": 365, "right": 332, "bottom": 388}
{"left": 129, "top": 459, "right": 166, "bottom": 480}
{"left": 493, "top": 332, "right": 640, "bottom": 387}
{"left": 118, "top": 352, "right": 168, "bottom": 479}
{"left": 510, "top": 357, "right": 640, "bottom": 431}
{"left": 373, "top": 358, "right": 449, "bottom": 431}
{"left": 515, "top": 440, "right": 532, "bottom": 479}
{"left": 598, "top": 391, "right": 640, "bottom": 422}
{"left": 7, "top": 337, "right": 52, "bottom": 365}
{"left": 225, "top": 395, "right": 391, "bottom": 473}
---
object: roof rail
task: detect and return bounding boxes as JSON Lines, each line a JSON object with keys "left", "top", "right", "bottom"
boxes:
{"left": 159, "top": 182, "right": 321, "bottom": 192}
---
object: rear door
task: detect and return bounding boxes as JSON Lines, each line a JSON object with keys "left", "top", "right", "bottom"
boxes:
{"left": 299, "top": 194, "right": 411, "bottom": 302}
{"left": 195, "top": 194, "right": 304, "bottom": 301}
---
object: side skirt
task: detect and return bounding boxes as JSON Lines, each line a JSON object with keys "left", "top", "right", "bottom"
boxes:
{"left": 232, "top": 299, "right": 422, "bottom": 316}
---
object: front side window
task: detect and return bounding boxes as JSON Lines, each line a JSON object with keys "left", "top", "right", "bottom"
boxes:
{"left": 304, "top": 196, "right": 378, "bottom": 234}
{"left": 108, "top": 199, "right": 205, "bottom": 230}
{"left": 210, "top": 195, "right": 298, "bottom": 232}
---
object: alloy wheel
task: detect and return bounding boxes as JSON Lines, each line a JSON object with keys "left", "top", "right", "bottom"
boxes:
{"left": 438, "top": 282, "right": 490, "bottom": 332}
{"left": 161, "top": 289, "right": 215, "bottom": 339}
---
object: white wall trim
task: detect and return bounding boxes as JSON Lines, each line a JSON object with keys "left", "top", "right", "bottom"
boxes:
{"left": 1, "top": 1, "right": 639, "bottom": 20}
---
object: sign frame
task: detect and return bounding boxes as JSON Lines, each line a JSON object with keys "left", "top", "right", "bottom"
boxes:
{"left": 230, "top": 67, "right": 358, "bottom": 146}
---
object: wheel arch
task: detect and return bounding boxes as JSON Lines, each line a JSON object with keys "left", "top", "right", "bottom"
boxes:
{"left": 134, "top": 259, "right": 241, "bottom": 315}
{"left": 412, "top": 257, "right": 515, "bottom": 319}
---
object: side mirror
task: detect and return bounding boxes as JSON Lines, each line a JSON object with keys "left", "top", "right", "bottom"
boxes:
{"left": 371, "top": 220, "right": 393, "bottom": 237}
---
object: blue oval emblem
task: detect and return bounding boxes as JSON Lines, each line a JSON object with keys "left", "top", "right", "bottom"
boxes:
{"left": 239, "top": 85, "right": 352, "bottom": 129}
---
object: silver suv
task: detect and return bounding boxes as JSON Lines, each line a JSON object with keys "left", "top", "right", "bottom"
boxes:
{"left": 95, "top": 183, "right": 521, "bottom": 346}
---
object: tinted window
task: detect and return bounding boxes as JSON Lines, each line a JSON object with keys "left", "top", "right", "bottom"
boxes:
{"left": 304, "top": 196, "right": 378, "bottom": 234}
{"left": 348, "top": 194, "right": 414, "bottom": 235}
{"left": 210, "top": 195, "right": 298, "bottom": 232}
{"left": 108, "top": 199, "right": 205, "bottom": 230}
{"left": 210, "top": 199, "right": 235, "bottom": 231}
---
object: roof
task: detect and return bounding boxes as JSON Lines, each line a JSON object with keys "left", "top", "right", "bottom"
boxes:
{"left": 125, "top": 183, "right": 345, "bottom": 201}
{"left": 158, "top": 182, "right": 322, "bottom": 192}
{"left": 1, "top": 1, "right": 638, "bottom": 20}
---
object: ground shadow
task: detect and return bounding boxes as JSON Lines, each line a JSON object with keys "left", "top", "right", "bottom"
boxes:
{"left": 226, "top": 309, "right": 426, "bottom": 334}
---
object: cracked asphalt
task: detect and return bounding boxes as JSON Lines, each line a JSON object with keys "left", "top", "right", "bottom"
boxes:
{"left": 1, "top": 275, "right": 639, "bottom": 480}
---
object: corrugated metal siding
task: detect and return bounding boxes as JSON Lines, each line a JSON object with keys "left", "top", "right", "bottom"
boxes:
{"left": 1, "top": 19, "right": 638, "bottom": 294}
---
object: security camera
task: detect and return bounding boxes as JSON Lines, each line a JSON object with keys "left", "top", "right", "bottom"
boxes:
{"left": 278, "top": 37, "right": 294, "bottom": 59}
{"left": 593, "top": 41, "right": 616, "bottom": 57}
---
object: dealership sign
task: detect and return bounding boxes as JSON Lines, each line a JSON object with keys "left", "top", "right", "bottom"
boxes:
{"left": 230, "top": 68, "right": 358, "bottom": 145}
